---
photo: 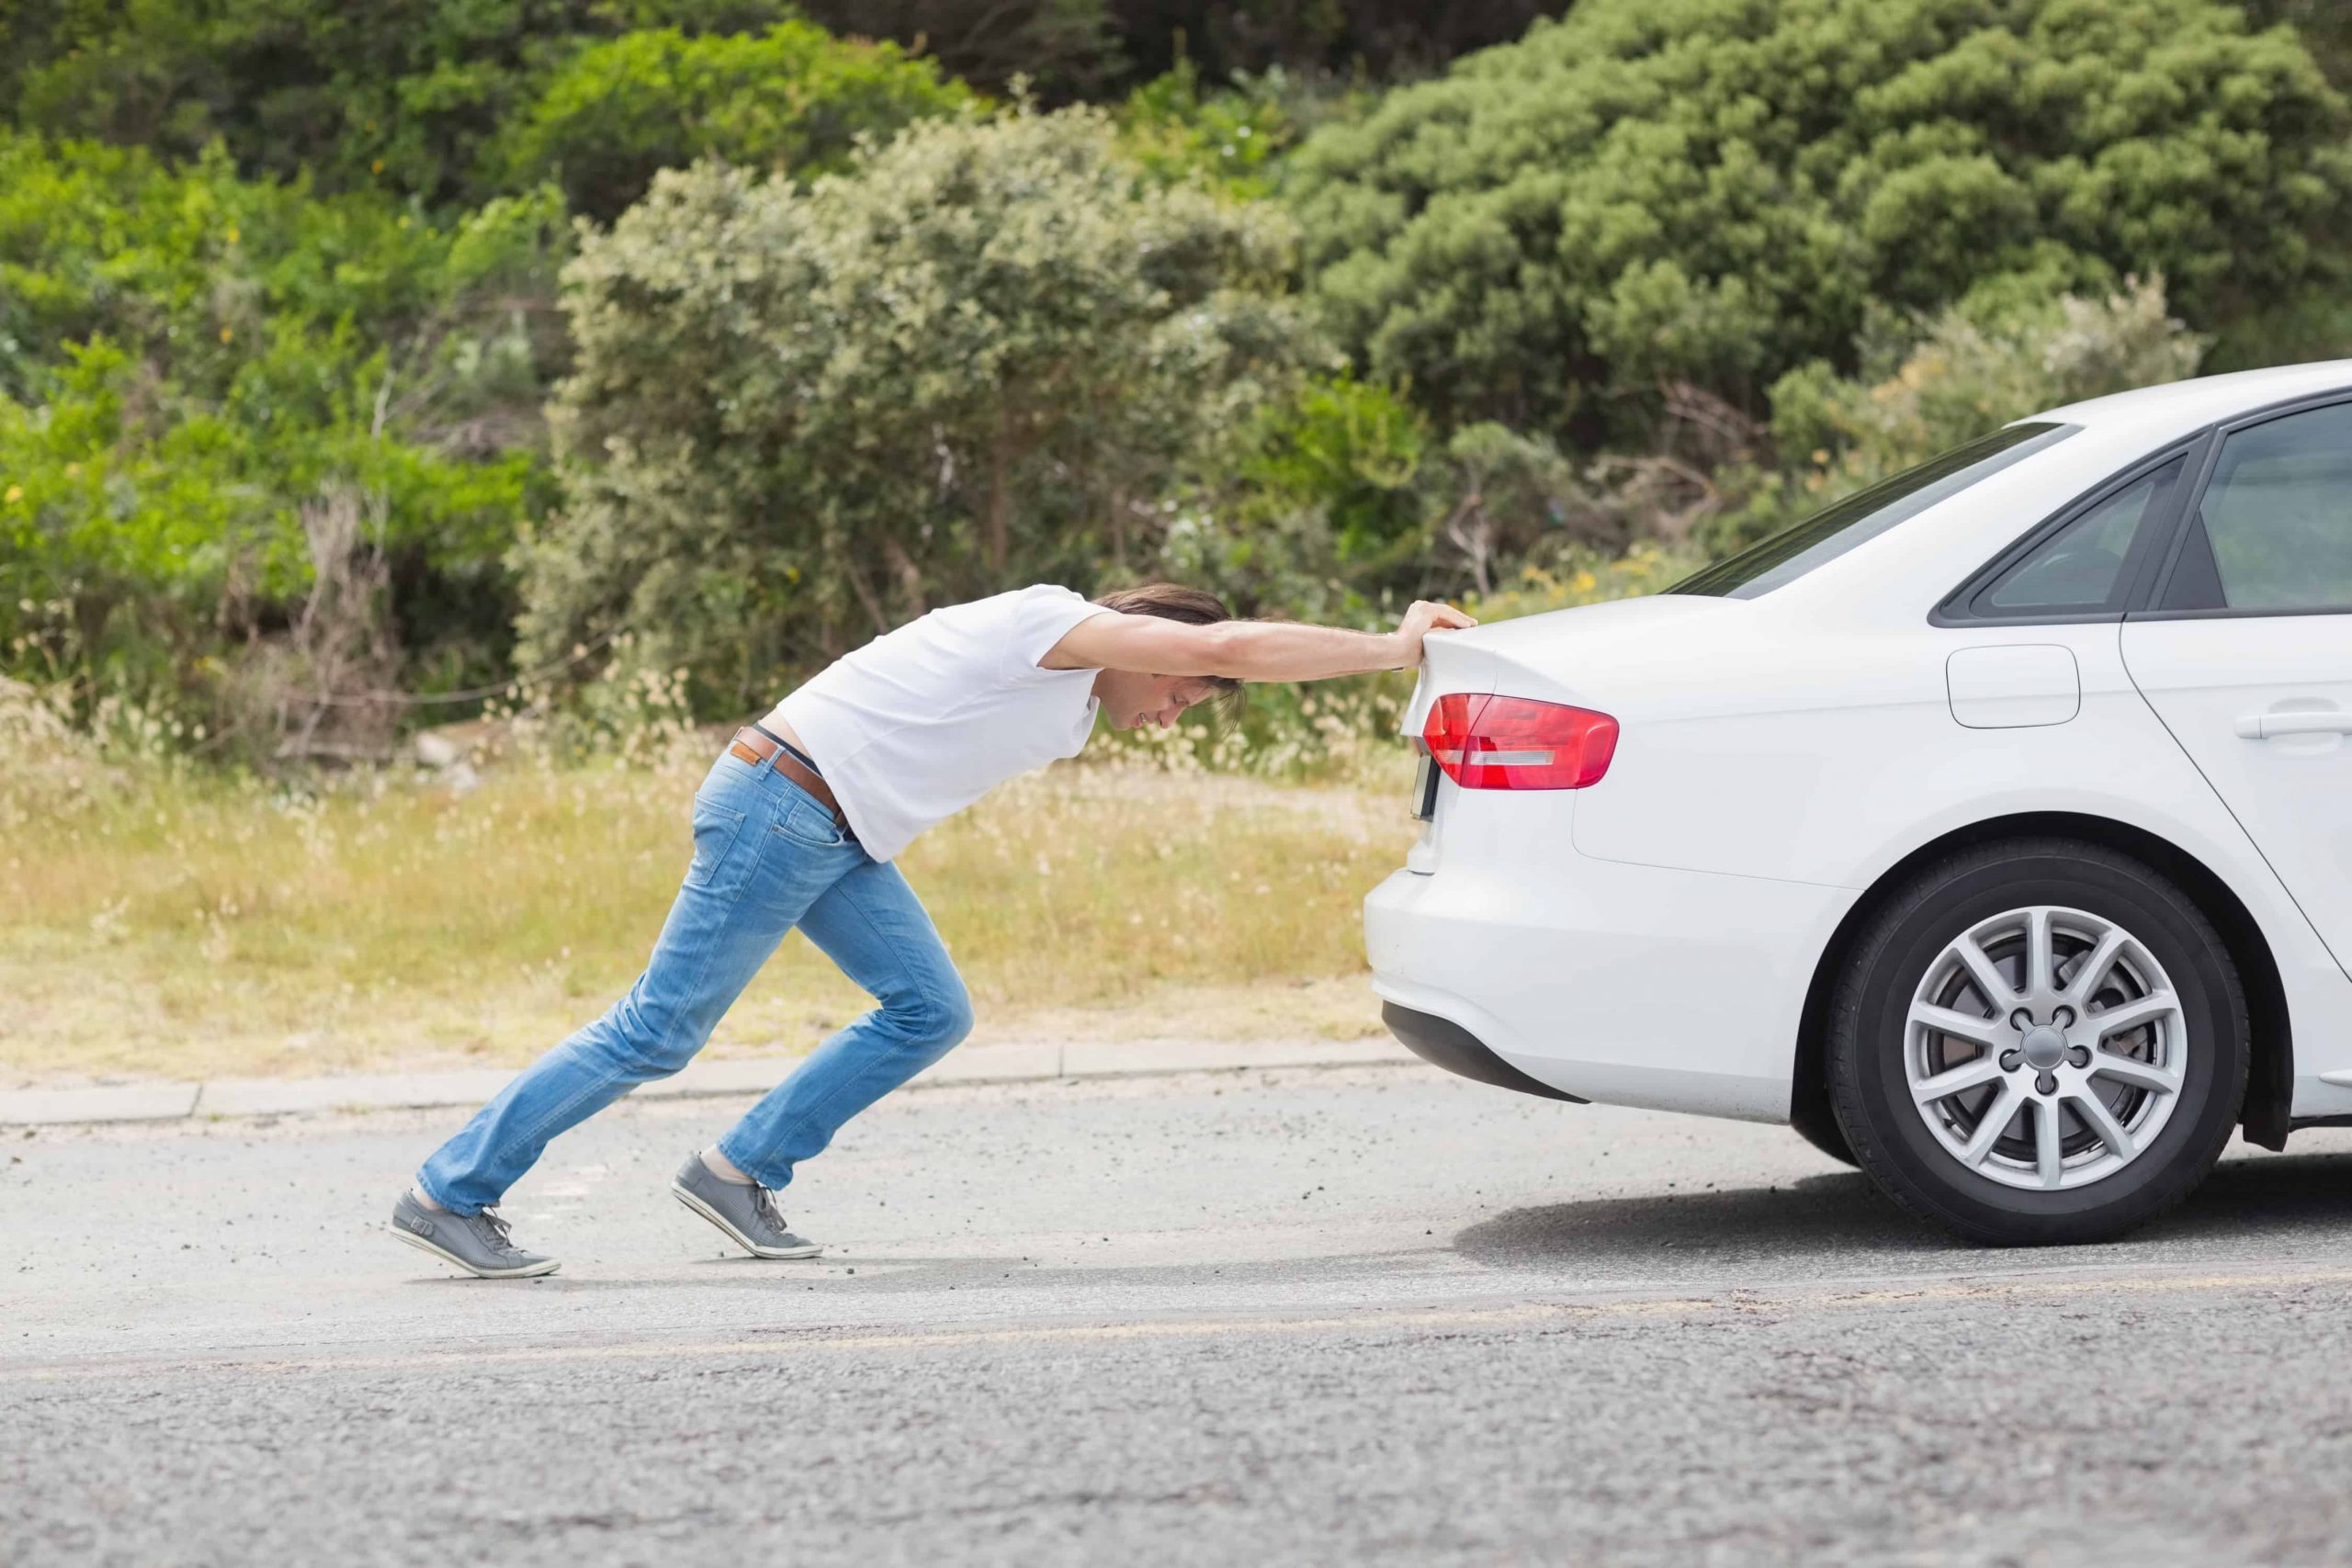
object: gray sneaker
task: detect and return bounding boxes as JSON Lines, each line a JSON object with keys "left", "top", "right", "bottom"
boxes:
{"left": 390, "top": 1190, "right": 560, "bottom": 1279}
{"left": 672, "top": 1152, "right": 823, "bottom": 1259}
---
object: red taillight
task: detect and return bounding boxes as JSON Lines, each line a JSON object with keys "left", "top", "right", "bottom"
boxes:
{"left": 1422, "top": 694, "right": 1617, "bottom": 791}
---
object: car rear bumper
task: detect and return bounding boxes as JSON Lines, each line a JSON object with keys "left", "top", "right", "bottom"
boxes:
{"left": 1363, "top": 853, "right": 1853, "bottom": 1122}
{"left": 1380, "top": 1001, "right": 1587, "bottom": 1103}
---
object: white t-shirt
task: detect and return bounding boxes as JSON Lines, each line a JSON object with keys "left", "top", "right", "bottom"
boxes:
{"left": 764, "top": 585, "right": 1116, "bottom": 861}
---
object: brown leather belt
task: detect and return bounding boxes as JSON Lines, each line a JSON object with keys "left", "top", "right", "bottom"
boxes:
{"left": 729, "top": 726, "right": 852, "bottom": 836}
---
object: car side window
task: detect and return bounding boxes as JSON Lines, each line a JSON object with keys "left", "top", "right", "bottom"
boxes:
{"left": 2162, "top": 401, "right": 2352, "bottom": 614}
{"left": 1973, "top": 457, "right": 2185, "bottom": 617}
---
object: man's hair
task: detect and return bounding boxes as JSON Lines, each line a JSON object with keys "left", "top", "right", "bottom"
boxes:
{"left": 1093, "top": 581, "right": 1232, "bottom": 629}
{"left": 1091, "top": 581, "right": 1247, "bottom": 718}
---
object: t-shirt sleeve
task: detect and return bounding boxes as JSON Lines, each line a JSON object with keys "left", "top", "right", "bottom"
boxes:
{"left": 1001, "top": 586, "right": 1117, "bottom": 680}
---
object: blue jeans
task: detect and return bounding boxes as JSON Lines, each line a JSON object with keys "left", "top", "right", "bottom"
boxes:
{"left": 416, "top": 744, "right": 974, "bottom": 1214}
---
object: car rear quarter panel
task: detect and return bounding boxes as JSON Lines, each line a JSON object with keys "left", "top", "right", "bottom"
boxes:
{"left": 1563, "top": 618, "right": 2219, "bottom": 888}
{"left": 1550, "top": 612, "right": 2352, "bottom": 1121}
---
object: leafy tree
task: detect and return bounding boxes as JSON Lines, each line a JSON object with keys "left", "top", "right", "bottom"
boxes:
{"left": 797, "top": 0, "right": 1127, "bottom": 99}
{"left": 782, "top": 1, "right": 1577, "bottom": 99}
{"left": 521, "top": 107, "right": 1317, "bottom": 713}
{"left": 1176, "top": 367, "right": 1702, "bottom": 616}
{"left": 1108, "top": 0, "right": 1574, "bottom": 85}
{"left": 0, "top": 133, "right": 561, "bottom": 753}
{"left": 1771, "top": 280, "right": 2206, "bottom": 475}
{"left": 1115, "top": 57, "right": 1295, "bottom": 195}
{"left": 0, "top": 1, "right": 800, "bottom": 209}
{"left": 1156, "top": 370, "right": 1425, "bottom": 622}
{"left": 498, "top": 21, "right": 978, "bottom": 222}
{"left": 2210, "top": 0, "right": 2352, "bottom": 372}
{"left": 1287, "top": 0, "right": 2352, "bottom": 446}
{"left": 1234, "top": 372, "right": 1425, "bottom": 572}
{"left": 1702, "top": 276, "right": 2209, "bottom": 553}
{"left": 2206, "top": 285, "right": 2352, "bottom": 374}
{"left": 2245, "top": 0, "right": 2352, "bottom": 88}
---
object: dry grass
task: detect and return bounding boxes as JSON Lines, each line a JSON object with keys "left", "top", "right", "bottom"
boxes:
{"left": 0, "top": 741, "right": 1419, "bottom": 1085}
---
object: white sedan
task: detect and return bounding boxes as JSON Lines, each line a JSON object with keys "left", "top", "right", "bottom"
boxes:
{"left": 1365, "top": 360, "right": 2352, "bottom": 1244}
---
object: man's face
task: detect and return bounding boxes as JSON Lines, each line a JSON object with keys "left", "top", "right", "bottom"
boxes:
{"left": 1098, "top": 669, "right": 1223, "bottom": 731}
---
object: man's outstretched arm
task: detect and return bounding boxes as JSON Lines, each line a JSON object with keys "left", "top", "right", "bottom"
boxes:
{"left": 1043, "top": 600, "right": 1478, "bottom": 682}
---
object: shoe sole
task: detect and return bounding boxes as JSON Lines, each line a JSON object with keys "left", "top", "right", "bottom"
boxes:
{"left": 389, "top": 1223, "right": 561, "bottom": 1280}
{"left": 671, "top": 1183, "right": 824, "bottom": 1259}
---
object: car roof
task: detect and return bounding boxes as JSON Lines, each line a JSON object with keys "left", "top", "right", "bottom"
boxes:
{"left": 2026, "top": 359, "right": 2352, "bottom": 441}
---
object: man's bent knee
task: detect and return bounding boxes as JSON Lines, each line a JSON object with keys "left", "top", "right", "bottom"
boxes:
{"left": 596, "top": 995, "right": 709, "bottom": 1078}
{"left": 900, "top": 983, "right": 973, "bottom": 1054}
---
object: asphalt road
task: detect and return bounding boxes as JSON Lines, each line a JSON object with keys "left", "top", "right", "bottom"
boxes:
{"left": 6, "top": 1061, "right": 2352, "bottom": 1567}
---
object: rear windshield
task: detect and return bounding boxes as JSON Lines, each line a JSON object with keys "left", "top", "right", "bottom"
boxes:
{"left": 1670, "top": 423, "right": 2075, "bottom": 600}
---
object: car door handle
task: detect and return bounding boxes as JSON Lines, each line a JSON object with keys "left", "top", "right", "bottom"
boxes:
{"left": 2233, "top": 709, "right": 2352, "bottom": 739}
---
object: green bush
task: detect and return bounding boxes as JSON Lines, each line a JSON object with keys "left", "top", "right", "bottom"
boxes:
{"left": 1151, "top": 370, "right": 1417, "bottom": 625}
{"left": 1116, "top": 60, "right": 1296, "bottom": 195}
{"left": 767, "top": 2, "right": 1581, "bottom": 103}
{"left": 2246, "top": 1, "right": 2352, "bottom": 88}
{"left": 0, "top": 134, "right": 561, "bottom": 757}
{"left": 795, "top": 0, "right": 1125, "bottom": 99}
{"left": 0, "top": 1, "right": 799, "bottom": 209}
{"left": 1101, "top": 0, "right": 1577, "bottom": 90}
{"left": 1169, "top": 367, "right": 1704, "bottom": 615}
{"left": 499, "top": 22, "right": 979, "bottom": 223}
{"left": 1287, "top": 0, "right": 2352, "bottom": 445}
{"left": 1463, "top": 543, "right": 1708, "bottom": 625}
{"left": 1702, "top": 276, "right": 2209, "bottom": 553}
{"left": 521, "top": 107, "right": 1319, "bottom": 716}
{"left": 2204, "top": 283, "right": 2352, "bottom": 374}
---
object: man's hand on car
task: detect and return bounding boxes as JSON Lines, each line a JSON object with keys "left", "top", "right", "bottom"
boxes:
{"left": 1392, "top": 600, "right": 1478, "bottom": 668}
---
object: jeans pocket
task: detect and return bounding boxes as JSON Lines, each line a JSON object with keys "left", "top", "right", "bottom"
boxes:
{"left": 684, "top": 798, "right": 753, "bottom": 889}
{"left": 771, "top": 797, "right": 847, "bottom": 850}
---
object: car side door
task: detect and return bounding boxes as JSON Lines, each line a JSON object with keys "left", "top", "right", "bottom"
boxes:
{"left": 2120, "top": 397, "right": 2352, "bottom": 978}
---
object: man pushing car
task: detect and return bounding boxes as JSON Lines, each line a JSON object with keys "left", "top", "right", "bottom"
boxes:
{"left": 390, "top": 582, "right": 1476, "bottom": 1277}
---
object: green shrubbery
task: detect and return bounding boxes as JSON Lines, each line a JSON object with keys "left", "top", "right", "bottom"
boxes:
{"left": 1288, "top": 0, "right": 2351, "bottom": 444}
{"left": 1166, "top": 373, "right": 1624, "bottom": 618}
{"left": 4, "top": 2, "right": 2349, "bottom": 773}
{"left": 498, "top": 22, "right": 978, "bottom": 221}
{"left": 1705, "top": 276, "right": 2211, "bottom": 552}
{"left": 521, "top": 107, "right": 1318, "bottom": 716}
{"left": 0, "top": 134, "right": 564, "bottom": 756}
{"left": 0, "top": 1, "right": 803, "bottom": 209}
{"left": 1114, "top": 59, "right": 1301, "bottom": 195}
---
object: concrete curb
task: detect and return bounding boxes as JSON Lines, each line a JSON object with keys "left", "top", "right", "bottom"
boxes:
{"left": 0, "top": 1036, "right": 1415, "bottom": 1129}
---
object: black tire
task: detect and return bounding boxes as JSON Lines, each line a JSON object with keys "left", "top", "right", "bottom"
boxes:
{"left": 1827, "top": 837, "right": 2247, "bottom": 1246}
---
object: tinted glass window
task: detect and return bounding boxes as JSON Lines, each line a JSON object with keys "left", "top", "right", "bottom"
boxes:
{"left": 2163, "top": 403, "right": 2352, "bottom": 614}
{"left": 1976, "top": 457, "right": 2184, "bottom": 615}
{"left": 1671, "top": 423, "right": 2074, "bottom": 601}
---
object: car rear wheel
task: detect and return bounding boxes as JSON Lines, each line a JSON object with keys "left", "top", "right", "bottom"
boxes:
{"left": 1826, "top": 838, "right": 2247, "bottom": 1246}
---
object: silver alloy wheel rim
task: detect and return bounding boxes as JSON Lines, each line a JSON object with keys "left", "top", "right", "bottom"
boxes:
{"left": 1905, "top": 905, "right": 2188, "bottom": 1192}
